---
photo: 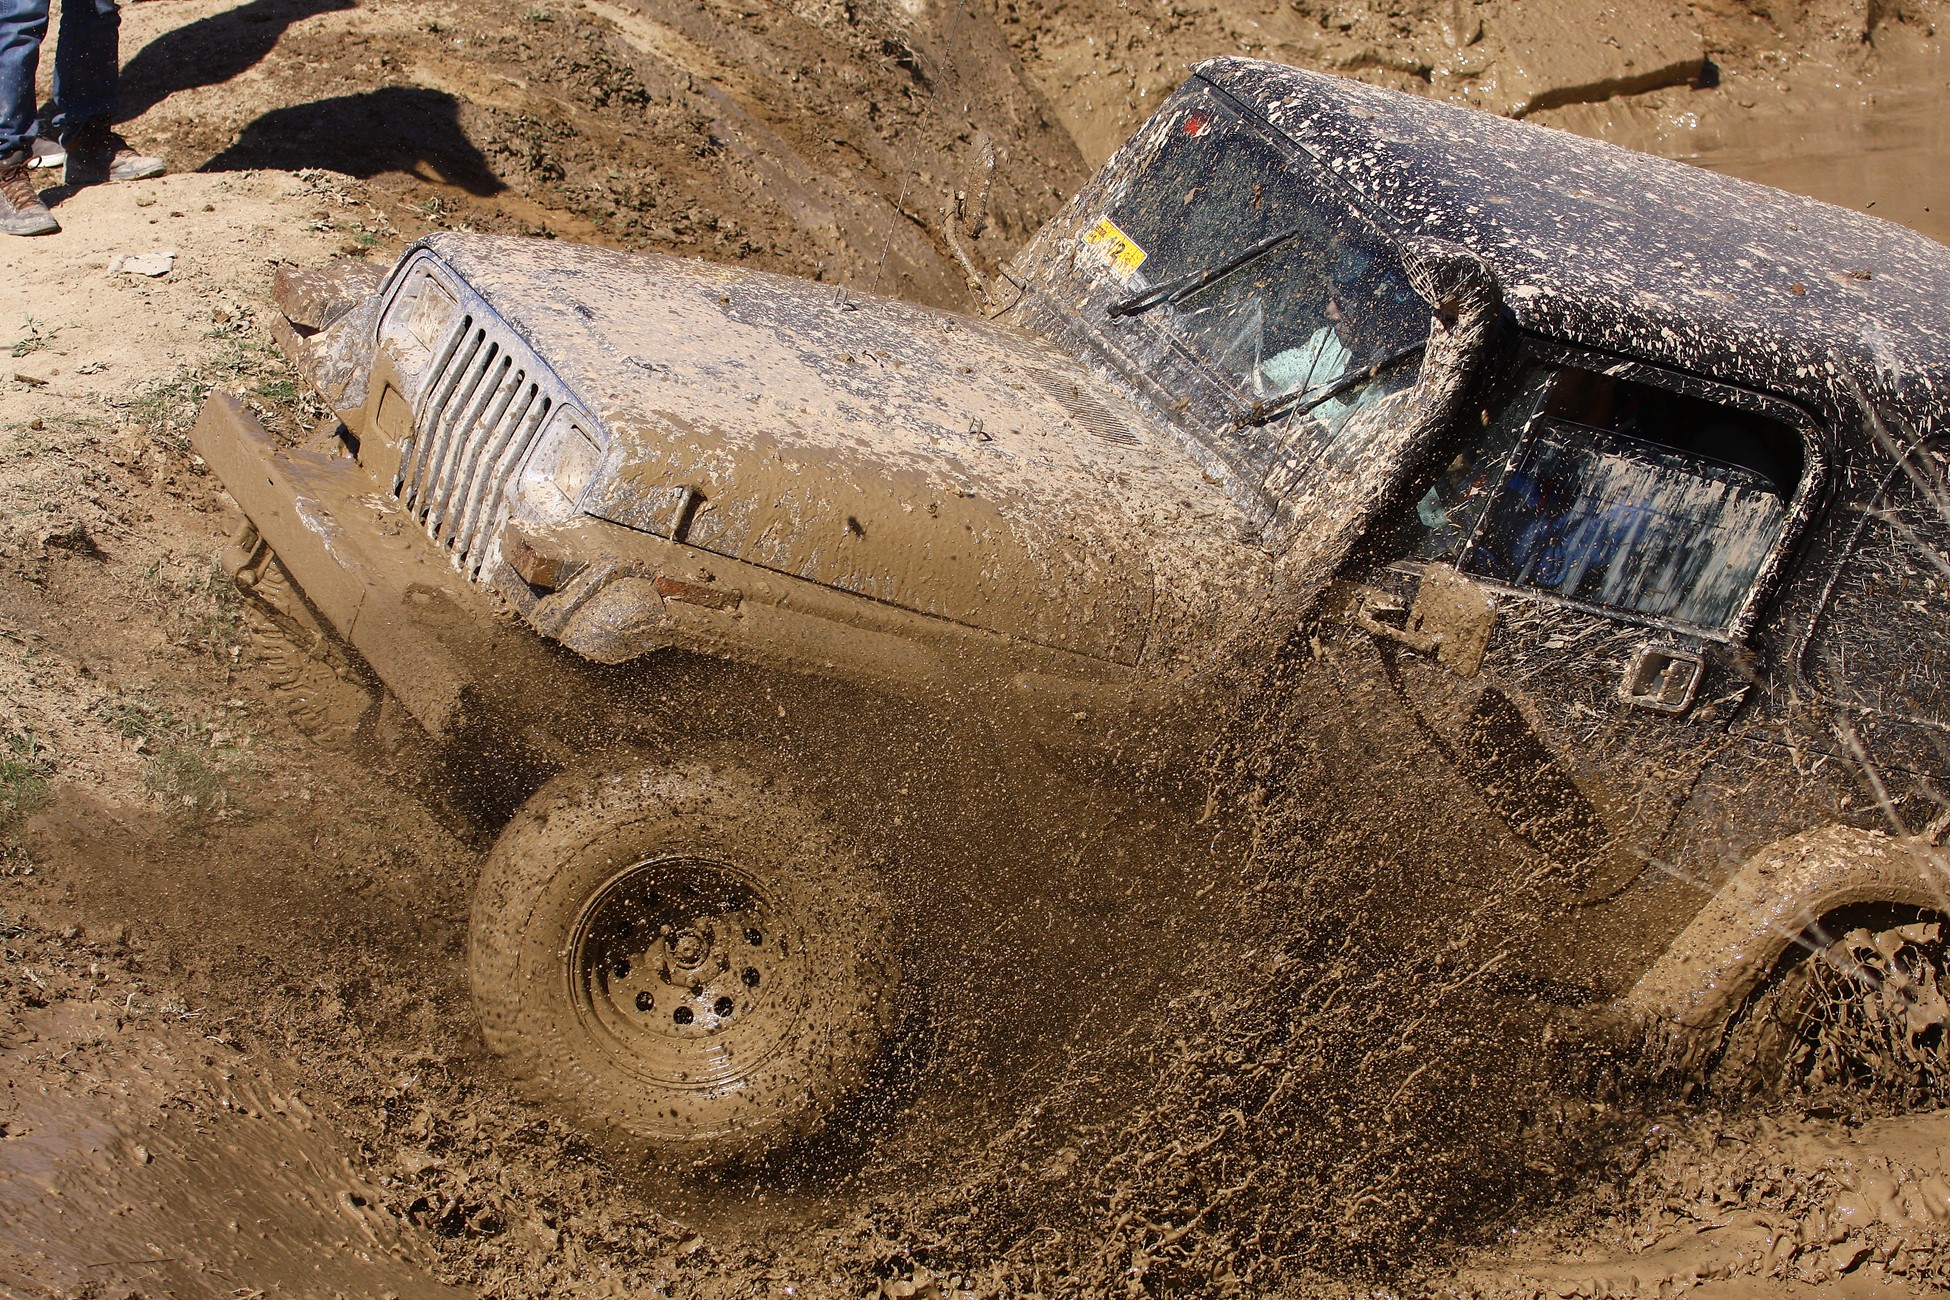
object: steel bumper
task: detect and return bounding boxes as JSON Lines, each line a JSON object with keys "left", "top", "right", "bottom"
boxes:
{"left": 191, "top": 392, "right": 545, "bottom": 740}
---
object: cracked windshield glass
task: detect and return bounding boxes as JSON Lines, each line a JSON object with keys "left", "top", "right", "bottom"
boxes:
{"left": 1080, "top": 92, "right": 1429, "bottom": 436}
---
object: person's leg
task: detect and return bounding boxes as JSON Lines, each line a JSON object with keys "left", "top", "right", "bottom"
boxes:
{"left": 0, "top": 0, "right": 57, "bottom": 234}
{"left": 54, "top": 0, "right": 159, "bottom": 186}
{"left": 0, "top": 0, "right": 51, "bottom": 160}
{"left": 48, "top": 0, "right": 117, "bottom": 133}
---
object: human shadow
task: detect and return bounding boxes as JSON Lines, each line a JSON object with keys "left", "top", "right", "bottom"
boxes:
{"left": 201, "top": 88, "right": 506, "bottom": 196}
{"left": 115, "top": 0, "right": 356, "bottom": 124}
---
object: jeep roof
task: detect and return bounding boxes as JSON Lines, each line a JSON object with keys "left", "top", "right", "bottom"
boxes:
{"left": 1189, "top": 57, "right": 1950, "bottom": 432}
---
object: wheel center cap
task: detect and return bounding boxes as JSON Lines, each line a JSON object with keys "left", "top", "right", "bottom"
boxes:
{"left": 670, "top": 928, "right": 709, "bottom": 967}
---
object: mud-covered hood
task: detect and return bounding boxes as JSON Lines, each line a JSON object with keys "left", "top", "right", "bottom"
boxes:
{"left": 421, "top": 234, "right": 1265, "bottom": 665}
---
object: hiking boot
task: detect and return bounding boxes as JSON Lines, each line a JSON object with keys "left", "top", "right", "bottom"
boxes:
{"left": 26, "top": 137, "right": 65, "bottom": 169}
{"left": 0, "top": 153, "right": 58, "bottom": 236}
{"left": 62, "top": 121, "right": 165, "bottom": 187}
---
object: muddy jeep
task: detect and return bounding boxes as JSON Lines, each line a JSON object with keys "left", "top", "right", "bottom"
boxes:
{"left": 195, "top": 57, "right": 1950, "bottom": 1161}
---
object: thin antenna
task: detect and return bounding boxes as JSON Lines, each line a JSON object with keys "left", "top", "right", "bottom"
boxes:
{"left": 868, "top": 165, "right": 913, "bottom": 301}
{"left": 944, "top": 129, "right": 998, "bottom": 307}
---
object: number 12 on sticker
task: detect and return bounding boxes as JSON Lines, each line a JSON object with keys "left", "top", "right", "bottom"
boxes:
{"left": 1082, "top": 217, "right": 1147, "bottom": 280}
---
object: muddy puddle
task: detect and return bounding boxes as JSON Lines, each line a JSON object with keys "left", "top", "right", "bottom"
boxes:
{"left": 0, "top": 999, "right": 464, "bottom": 1299}
{"left": 1540, "top": 37, "right": 1950, "bottom": 247}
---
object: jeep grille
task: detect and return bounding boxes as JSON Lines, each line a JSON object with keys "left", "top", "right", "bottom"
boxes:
{"left": 398, "top": 315, "right": 555, "bottom": 577}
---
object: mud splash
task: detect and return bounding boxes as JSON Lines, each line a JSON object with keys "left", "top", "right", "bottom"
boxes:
{"left": 0, "top": 959, "right": 463, "bottom": 1298}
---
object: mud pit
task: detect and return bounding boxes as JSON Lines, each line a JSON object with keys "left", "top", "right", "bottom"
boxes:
{"left": 5, "top": 0, "right": 1950, "bottom": 1296}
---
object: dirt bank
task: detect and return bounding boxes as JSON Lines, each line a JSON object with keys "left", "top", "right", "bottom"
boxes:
{"left": 4, "top": 0, "right": 1950, "bottom": 1296}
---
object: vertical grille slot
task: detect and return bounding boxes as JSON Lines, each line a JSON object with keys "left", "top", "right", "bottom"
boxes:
{"left": 426, "top": 353, "right": 515, "bottom": 536}
{"left": 451, "top": 387, "right": 553, "bottom": 574}
{"left": 393, "top": 314, "right": 569, "bottom": 577}
{"left": 413, "top": 341, "right": 504, "bottom": 513}
{"left": 398, "top": 315, "right": 478, "bottom": 498}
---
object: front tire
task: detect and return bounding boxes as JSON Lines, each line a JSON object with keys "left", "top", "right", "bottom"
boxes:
{"left": 468, "top": 759, "right": 898, "bottom": 1165}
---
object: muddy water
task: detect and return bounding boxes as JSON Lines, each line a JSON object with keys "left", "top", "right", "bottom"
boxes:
{"left": 1696, "top": 77, "right": 1950, "bottom": 249}
{"left": 0, "top": 1001, "right": 465, "bottom": 1299}
{"left": 1539, "top": 39, "right": 1950, "bottom": 247}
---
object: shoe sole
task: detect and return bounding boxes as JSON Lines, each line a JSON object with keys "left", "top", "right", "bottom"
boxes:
{"left": 66, "top": 161, "right": 167, "bottom": 186}
{"left": 0, "top": 214, "right": 60, "bottom": 235}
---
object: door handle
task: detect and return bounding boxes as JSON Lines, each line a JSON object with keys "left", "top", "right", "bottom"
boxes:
{"left": 1620, "top": 643, "right": 1704, "bottom": 714}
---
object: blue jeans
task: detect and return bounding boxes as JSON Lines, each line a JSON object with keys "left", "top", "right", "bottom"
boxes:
{"left": 0, "top": 0, "right": 120, "bottom": 160}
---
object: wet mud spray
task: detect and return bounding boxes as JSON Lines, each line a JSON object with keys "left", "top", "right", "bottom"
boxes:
{"left": 5, "top": 0, "right": 1950, "bottom": 1297}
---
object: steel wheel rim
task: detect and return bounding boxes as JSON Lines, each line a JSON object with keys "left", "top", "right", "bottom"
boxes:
{"left": 568, "top": 854, "right": 810, "bottom": 1091}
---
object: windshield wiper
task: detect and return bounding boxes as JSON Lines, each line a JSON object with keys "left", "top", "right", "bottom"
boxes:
{"left": 1239, "top": 338, "right": 1428, "bottom": 428}
{"left": 1105, "top": 222, "right": 1310, "bottom": 319}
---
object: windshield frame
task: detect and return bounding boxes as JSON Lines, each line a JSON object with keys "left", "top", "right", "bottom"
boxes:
{"left": 997, "top": 75, "right": 1463, "bottom": 558}
{"left": 1000, "top": 78, "right": 1442, "bottom": 540}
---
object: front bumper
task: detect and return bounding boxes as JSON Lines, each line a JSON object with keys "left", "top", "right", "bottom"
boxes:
{"left": 194, "top": 391, "right": 1154, "bottom": 754}
{"left": 190, "top": 392, "right": 553, "bottom": 740}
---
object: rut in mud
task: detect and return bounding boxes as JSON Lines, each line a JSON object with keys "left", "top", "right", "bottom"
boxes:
{"left": 6, "top": 1, "right": 1950, "bottom": 1297}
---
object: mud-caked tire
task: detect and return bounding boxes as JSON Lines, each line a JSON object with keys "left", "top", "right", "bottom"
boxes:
{"left": 1716, "top": 917, "right": 1950, "bottom": 1104}
{"left": 468, "top": 759, "right": 898, "bottom": 1166}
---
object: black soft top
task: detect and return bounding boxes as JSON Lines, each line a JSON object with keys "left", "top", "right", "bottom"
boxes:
{"left": 1199, "top": 57, "right": 1950, "bottom": 439}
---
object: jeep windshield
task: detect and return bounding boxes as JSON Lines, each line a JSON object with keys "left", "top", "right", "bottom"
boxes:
{"left": 1075, "top": 90, "right": 1429, "bottom": 429}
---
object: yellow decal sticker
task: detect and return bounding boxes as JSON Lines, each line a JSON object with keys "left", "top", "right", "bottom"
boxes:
{"left": 1082, "top": 217, "right": 1147, "bottom": 280}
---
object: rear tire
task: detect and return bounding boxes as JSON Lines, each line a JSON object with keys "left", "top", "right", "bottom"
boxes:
{"left": 1716, "top": 916, "right": 1950, "bottom": 1104}
{"left": 468, "top": 759, "right": 898, "bottom": 1166}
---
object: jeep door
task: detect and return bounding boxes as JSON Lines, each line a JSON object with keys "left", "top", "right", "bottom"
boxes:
{"left": 1333, "top": 340, "right": 1820, "bottom": 977}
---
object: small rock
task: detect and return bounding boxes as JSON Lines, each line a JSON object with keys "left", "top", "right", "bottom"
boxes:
{"left": 107, "top": 250, "right": 176, "bottom": 278}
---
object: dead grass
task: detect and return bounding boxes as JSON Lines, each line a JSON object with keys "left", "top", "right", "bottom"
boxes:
{"left": 93, "top": 695, "right": 250, "bottom": 820}
{"left": 0, "top": 729, "right": 50, "bottom": 833}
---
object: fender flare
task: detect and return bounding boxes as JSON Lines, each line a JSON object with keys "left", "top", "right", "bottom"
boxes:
{"left": 1622, "top": 824, "right": 1949, "bottom": 1039}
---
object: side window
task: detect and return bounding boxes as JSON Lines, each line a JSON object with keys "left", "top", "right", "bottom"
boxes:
{"left": 1407, "top": 361, "right": 1806, "bottom": 634}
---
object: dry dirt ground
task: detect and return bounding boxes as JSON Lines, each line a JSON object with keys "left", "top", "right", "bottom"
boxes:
{"left": 4, "top": 0, "right": 1950, "bottom": 1297}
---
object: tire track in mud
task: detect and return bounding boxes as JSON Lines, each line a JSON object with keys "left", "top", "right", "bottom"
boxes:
{"left": 0, "top": 908, "right": 466, "bottom": 1299}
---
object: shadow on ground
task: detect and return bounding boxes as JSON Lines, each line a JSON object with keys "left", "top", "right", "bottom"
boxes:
{"left": 115, "top": 0, "right": 356, "bottom": 123}
{"left": 201, "top": 87, "right": 505, "bottom": 195}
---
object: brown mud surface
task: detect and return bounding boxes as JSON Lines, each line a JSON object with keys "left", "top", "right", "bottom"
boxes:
{"left": 4, "top": 0, "right": 1950, "bottom": 1296}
